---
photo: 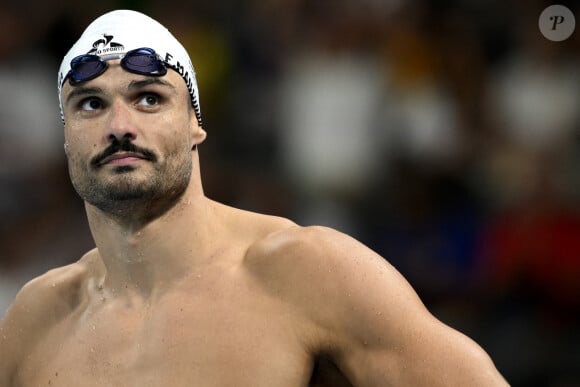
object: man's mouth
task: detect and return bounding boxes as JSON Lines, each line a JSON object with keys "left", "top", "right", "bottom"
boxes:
{"left": 98, "top": 152, "right": 150, "bottom": 166}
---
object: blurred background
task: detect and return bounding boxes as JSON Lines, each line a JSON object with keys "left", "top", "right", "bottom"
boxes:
{"left": 1, "top": 0, "right": 579, "bottom": 385}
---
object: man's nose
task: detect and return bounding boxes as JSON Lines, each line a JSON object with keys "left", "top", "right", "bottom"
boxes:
{"left": 106, "top": 100, "right": 138, "bottom": 143}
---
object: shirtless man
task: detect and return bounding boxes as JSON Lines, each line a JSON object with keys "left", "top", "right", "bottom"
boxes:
{"left": 0, "top": 10, "right": 508, "bottom": 387}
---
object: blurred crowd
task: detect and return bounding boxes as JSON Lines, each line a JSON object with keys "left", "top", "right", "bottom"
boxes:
{"left": 1, "top": 0, "right": 579, "bottom": 385}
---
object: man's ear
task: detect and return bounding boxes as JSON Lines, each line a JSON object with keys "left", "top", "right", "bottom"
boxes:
{"left": 193, "top": 126, "right": 207, "bottom": 148}
{"left": 188, "top": 102, "right": 206, "bottom": 150}
{"left": 190, "top": 121, "right": 207, "bottom": 150}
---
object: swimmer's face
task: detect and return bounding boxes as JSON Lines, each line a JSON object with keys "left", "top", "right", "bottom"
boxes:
{"left": 61, "top": 62, "right": 206, "bottom": 214}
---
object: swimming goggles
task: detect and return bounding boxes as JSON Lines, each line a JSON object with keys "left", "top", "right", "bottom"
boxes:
{"left": 64, "top": 47, "right": 167, "bottom": 86}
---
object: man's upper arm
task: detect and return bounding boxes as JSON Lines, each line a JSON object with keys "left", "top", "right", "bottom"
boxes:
{"left": 256, "top": 226, "right": 508, "bottom": 387}
{"left": 0, "top": 264, "right": 82, "bottom": 386}
{"left": 0, "top": 278, "right": 43, "bottom": 385}
{"left": 0, "top": 303, "right": 20, "bottom": 386}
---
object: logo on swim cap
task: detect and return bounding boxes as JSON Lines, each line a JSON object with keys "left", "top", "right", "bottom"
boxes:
{"left": 88, "top": 34, "right": 124, "bottom": 55}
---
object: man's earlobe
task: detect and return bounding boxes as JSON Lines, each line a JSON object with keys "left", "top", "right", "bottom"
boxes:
{"left": 193, "top": 128, "right": 207, "bottom": 147}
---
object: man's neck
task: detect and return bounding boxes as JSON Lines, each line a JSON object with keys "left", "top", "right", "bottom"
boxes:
{"left": 85, "top": 185, "right": 220, "bottom": 300}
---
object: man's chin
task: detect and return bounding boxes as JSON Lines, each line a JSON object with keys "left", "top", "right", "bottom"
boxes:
{"left": 111, "top": 165, "right": 138, "bottom": 174}
{"left": 106, "top": 189, "right": 148, "bottom": 201}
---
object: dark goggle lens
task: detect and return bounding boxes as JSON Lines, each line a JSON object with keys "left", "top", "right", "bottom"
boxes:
{"left": 122, "top": 48, "right": 167, "bottom": 75}
{"left": 67, "top": 48, "right": 166, "bottom": 85}
{"left": 69, "top": 56, "right": 107, "bottom": 84}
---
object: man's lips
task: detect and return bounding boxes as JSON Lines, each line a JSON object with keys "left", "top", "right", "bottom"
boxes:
{"left": 98, "top": 152, "right": 149, "bottom": 166}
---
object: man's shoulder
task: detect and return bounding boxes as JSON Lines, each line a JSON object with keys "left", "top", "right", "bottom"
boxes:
{"left": 243, "top": 223, "right": 376, "bottom": 301}
{"left": 0, "top": 250, "right": 97, "bottom": 375}
{"left": 247, "top": 224, "right": 343, "bottom": 260}
{"left": 246, "top": 223, "right": 373, "bottom": 270}
{"left": 2, "top": 250, "right": 96, "bottom": 328}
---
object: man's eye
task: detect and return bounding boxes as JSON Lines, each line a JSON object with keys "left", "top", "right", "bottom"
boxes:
{"left": 80, "top": 98, "right": 102, "bottom": 111}
{"left": 137, "top": 93, "right": 160, "bottom": 106}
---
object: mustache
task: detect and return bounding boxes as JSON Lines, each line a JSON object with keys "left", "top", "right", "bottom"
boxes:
{"left": 90, "top": 138, "right": 158, "bottom": 167}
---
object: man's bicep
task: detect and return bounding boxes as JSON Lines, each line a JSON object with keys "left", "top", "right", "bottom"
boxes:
{"left": 338, "top": 312, "right": 507, "bottom": 386}
{"left": 308, "top": 230, "right": 507, "bottom": 386}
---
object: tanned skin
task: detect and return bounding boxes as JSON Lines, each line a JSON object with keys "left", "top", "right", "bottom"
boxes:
{"left": 0, "top": 64, "right": 509, "bottom": 387}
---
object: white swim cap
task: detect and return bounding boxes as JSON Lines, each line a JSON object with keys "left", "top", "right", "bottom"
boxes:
{"left": 58, "top": 9, "right": 202, "bottom": 126}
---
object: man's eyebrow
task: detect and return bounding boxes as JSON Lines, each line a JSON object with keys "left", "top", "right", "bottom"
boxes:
{"left": 128, "top": 78, "right": 176, "bottom": 91}
{"left": 65, "top": 86, "right": 105, "bottom": 105}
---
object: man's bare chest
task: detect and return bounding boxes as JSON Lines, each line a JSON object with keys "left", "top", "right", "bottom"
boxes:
{"left": 18, "top": 278, "right": 314, "bottom": 386}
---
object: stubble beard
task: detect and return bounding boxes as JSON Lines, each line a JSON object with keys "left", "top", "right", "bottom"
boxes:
{"left": 69, "top": 150, "right": 193, "bottom": 221}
